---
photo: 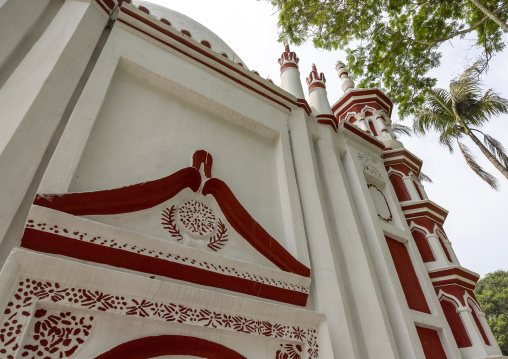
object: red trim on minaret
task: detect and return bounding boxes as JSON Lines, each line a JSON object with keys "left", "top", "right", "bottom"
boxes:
{"left": 33, "top": 168, "right": 202, "bottom": 216}
{"left": 21, "top": 229, "right": 308, "bottom": 306}
{"left": 278, "top": 45, "right": 299, "bottom": 71}
{"left": 202, "top": 178, "right": 311, "bottom": 278}
{"left": 95, "top": 335, "right": 247, "bottom": 359}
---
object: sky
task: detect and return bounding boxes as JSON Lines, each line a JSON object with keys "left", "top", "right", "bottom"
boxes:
{"left": 144, "top": 0, "right": 508, "bottom": 277}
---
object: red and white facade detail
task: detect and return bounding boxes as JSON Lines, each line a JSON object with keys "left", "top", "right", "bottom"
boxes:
{"left": 0, "top": 0, "right": 503, "bottom": 358}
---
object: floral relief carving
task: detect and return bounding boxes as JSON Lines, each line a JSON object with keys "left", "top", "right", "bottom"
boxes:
{"left": 162, "top": 200, "right": 229, "bottom": 251}
{"left": 178, "top": 200, "right": 216, "bottom": 238}
{"left": 0, "top": 279, "right": 319, "bottom": 358}
{"left": 25, "top": 220, "right": 307, "bottom": 295}
{"left": 161, "top": 206, "right": 183, "bottom": 241}
{"left": 21, "top": 309, "right": 93, "bottom": 359}
{"left": 276, "top": 343, "right": 304, "bottom": 359}
{"left": 357, "top": 153, "right": 382, "bottom": 178}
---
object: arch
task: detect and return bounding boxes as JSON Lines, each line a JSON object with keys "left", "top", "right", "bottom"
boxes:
{"left": 439, "top": 295, "right": 472, "bottom": 348}
{"left": 95, "top": 335, "right": 247, "bottom": 359}
{"left": 388, "top": 171, "right": 411, "bottom": 202}
{"left": 360, "top": 105, "right": 377, "bottom": 115}
{"left": 410, "top": 227, "right": 435, "bottom": 262}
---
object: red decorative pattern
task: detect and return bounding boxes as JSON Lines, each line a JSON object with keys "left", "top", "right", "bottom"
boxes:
{"left": 178, "top": 200, "right": 216, "bottom": 238}
{"left": 276, "top": 343, "right": 304, "bottom": 359}
{"left": 161, "top": 206, "right": 183, "bottom": 241}
{"left": 21, "top": 309, "right": 93, "bottom": 358}
{"left": 0, "top": 279, "right": 319, "bottom": 358}
{"left": 23, "top": 221, "right": 308, "bottom": 295}
{"left": 207, "top": 220, "right": 229, "bottom": 251}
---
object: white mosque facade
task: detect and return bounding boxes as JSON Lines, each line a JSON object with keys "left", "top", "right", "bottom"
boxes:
{"left": 0, "top": 0, "right": 504, "bottom": 358}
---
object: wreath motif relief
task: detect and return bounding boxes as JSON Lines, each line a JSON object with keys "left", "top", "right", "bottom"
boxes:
{"left": 161, "top": 201, "right": 229, "bottom": 252}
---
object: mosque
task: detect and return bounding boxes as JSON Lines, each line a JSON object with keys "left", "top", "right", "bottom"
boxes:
{"left": 0, "top": 0, "right": 505, "bottom": 358}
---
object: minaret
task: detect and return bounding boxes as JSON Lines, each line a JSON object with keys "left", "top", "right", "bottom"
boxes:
{"left": 335, "top": 60, "right": 355, "bottom": 93}
{"left": 278, "top": 45, "right": 305, "bottom": 99}
{"left": 306, "top": 64, "right": 337, "bottom": 131}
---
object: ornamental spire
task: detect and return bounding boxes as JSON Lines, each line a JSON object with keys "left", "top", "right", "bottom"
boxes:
{"left": 278, "top": 45, "right": 305, "bottom": 98}
{"left": 335, "top": 61, "right": 354, "bottom": 93}
{"left": 306, "top": 63, "right": 326, "bottom": 92}
{"left": 278, "top": 44, "right": 300, "bottom": 71}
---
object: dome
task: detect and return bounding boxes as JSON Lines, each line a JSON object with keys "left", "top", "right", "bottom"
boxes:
{"left": 133, "top": 1, "right": 247, "bottom": 68}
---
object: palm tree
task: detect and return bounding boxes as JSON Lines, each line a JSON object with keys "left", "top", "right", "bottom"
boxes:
{"left": 413, "top": 63, "right": 508, "bottom": 190}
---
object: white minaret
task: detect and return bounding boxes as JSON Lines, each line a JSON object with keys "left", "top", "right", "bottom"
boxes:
{"left": 306, "top": 63, "right": 332, "bottom": 115}
{"left": 306, "top": 64, "right": 338, "bottom": 130}
{"left": 335, "top": 60, "right": 355, "bottom": 93}
{"left": 278, "top": 45, "right": 305, "bottom": 99}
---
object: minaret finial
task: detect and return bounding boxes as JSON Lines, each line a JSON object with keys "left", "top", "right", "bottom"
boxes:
{"left": 278, "top": 45, "right": 299, "bottom": 71}
{"left": 335, "top": 61, "right": 354, "bottom": 93}
{"left": 306, "top": 63, "right": 326, "bottom": 91}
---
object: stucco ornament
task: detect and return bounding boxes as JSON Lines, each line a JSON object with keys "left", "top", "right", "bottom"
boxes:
{"left": 357, "top": 153, "right": 382, "bottom": 178}
{"left": 177, "top": 200, "right": 217, "bottom": 238}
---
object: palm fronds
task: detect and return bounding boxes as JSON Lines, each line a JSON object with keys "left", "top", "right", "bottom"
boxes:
{"left": 483, "top": 133, "right": 508, "bottom": 168}
{"left": 419, "top": 171, "right": 433, "bottom": 183}
{"left": 390, "top": 122, "right": 412, "bottom": 139}
{"left": 458, "top": 141, "right": 499, "bottom": 190}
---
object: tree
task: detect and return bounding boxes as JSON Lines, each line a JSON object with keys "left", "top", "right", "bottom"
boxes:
{"left": 270, "top": 0, "right": 508, "bottom": 119}
{"left": 413, "top": 63, "right": 508, "bottom": 189}
{"left": 475, "top": 270, "right": 508, "bottom": 355}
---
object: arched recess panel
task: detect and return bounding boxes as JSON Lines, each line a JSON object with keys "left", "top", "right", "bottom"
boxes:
{"left": 389, "top": 173, "right": 411, "bottom": 202}
{"left": 411, "top": 229, "right": 435, "bottom": 263}
{"left": 468, "top": 300, "right": 491, "bottom": 346}
{"left": 440, "top": 299, "right": 472, "bottom": 348}
{"left": 385, "top": 236, "right": 430, "bottom": 313}
{"left": 415, "top": 326, "right": 447, "bottom": 359}
{"left": 95, "top": 335, "right": 247, "bottom": 359}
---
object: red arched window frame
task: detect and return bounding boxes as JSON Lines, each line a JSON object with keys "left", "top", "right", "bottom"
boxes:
{"left": 440, "top": 298, "right": 472, "bottom": 347}
{"left": 411, "top": 229, "right": 435, "bottom": 262}
{"left": 389, "top": 172, "right": 411, "bottom": 202}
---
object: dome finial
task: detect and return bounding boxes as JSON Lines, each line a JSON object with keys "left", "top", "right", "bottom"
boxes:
{"left": 336, "top": 60, "right": 355, "bottom": 93}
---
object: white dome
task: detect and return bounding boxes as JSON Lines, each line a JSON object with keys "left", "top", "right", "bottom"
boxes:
{"left": 133, "top": 1, "right": 247, "bottom": 68}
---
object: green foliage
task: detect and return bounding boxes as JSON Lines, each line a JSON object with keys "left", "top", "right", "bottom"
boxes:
{"left": 413, "top": 63, "right": 508, "bottom": 189}
{"left": 271, "top": 0, "right": 508, "bottom": 119}
{"left": 475, "top": 270, "right": 508, "bottom": 355}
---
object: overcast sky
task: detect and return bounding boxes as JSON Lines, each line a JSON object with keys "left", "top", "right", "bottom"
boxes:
{"left": 145, "top": 0, "right": 508, "bottom": 277}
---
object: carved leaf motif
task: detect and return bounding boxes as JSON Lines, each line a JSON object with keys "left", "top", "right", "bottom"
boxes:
{"left": 161, "top": 206, "right": 183, "bottom": 240}
{"left": 207, "top": 220, "right": 228, "bottom": 251}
